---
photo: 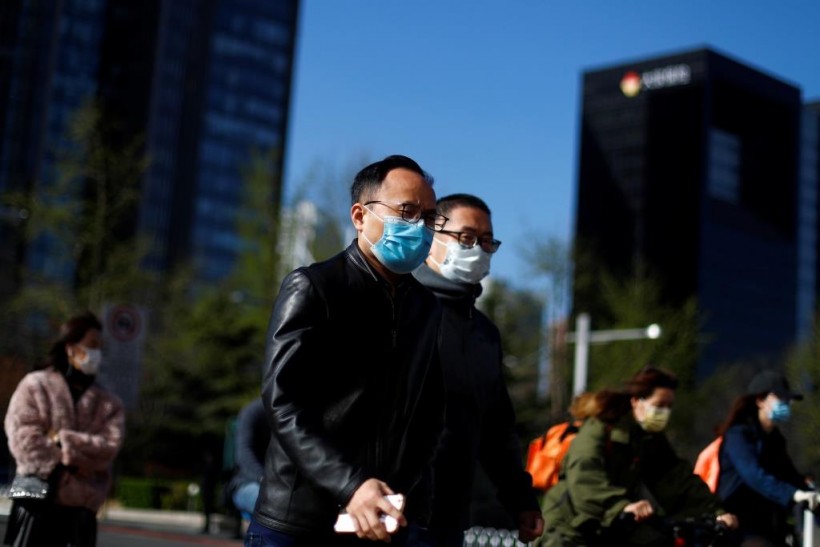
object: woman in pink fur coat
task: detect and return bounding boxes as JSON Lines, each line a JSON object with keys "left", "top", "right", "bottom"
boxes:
{"left": 4, "top": 312, "right": 125, "bottom": 547}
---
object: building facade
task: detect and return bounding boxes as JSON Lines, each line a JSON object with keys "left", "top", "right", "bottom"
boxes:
{"left": 0, "top": 0, "right": 299, "bottom": 291}
{"left": 574, "top": 48, "right": 804, "bottom": 375}
{"left": 800, "top": 102, "right": 820, "bottom": 342}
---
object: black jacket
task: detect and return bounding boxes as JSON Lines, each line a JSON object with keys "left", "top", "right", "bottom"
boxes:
{"left": 413, "top": 264, "right": 538, "bottom": 533}
{"left": 253, "top": 242, "right": 446, "bottom": 536}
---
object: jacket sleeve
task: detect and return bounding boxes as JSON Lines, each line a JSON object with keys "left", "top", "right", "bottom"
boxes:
{"left": 771, "top": 430, "right": 809, "bottom": 489}
{"left": 234, "top": 399, "right": 267, "bottom": 483}
{"left": 563, "top": 419, "right": 630, "bottom": 529}
{"left": 646, "top": 435, "right": 723, "bottom": 518}
{"left": 261, "top": 270, "right": 368, "bottom": 505}
{"left": 59, "top": 389, "right": 125, "bottom": 472}
{"left": 4, "top": 375, "right": 61, "bottom": 477}
{"left": 723, "top": 425, "right": 799, "bottom": 506}
{"left": 477, "top": 366, "right": 540, "bottom": 518}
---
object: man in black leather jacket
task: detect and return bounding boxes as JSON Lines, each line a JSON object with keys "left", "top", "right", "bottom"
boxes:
{"left": 409, "top": 194, "right": 543, "bottom": 547}
{"left": 248, "top": 155, "right": 447, "bottom": 546}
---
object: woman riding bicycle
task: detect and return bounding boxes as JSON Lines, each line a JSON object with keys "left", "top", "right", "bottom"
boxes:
{"left": 538, "top": 366, "right": 738, "bottom": 546}
{"left": 715, "top": 370, "right": 816, "bottom": 546}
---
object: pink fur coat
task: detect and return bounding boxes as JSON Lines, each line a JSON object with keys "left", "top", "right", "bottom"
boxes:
{"left": 4, "top": 368, "right": 125, "bottom": 511}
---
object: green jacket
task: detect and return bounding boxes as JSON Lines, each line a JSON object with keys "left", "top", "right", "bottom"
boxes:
{"left": 541, "top": 415, "right": 722, "bottom": 542}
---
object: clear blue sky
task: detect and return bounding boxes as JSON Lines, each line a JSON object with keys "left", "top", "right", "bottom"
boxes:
{"left": 282, "top": 0, "right": 820, "bottom": 290}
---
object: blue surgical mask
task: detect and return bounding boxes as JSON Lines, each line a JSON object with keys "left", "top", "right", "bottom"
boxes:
{"left": 363, "top": 207, "right": 433, "bottom": 274}
{"left": 768, "top": 400, "right": 791, "bottom": 423}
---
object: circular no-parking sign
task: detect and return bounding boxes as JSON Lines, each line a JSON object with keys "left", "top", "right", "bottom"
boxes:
{"left": 107, "top": 305, "right": 142, "bottom": 342}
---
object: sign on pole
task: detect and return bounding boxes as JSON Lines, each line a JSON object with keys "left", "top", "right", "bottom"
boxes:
{"left": 101, "top": 304, "right": 148, "bottom": 409}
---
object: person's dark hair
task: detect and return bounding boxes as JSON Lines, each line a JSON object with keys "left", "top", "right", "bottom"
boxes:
{"left": 590, "top": 390, "right": 633, "bottom": 424}
{"left": 350, "top": 155, "right": 433, "bottom": 205}
{"left": 41, "top": 311, "right": 103, "bottom": 373}
{"left": 584, "top": 366, "right": 679, "bottom": 424}
{"left": 716, "top": 393, "right": 766, "bottom": 436}
{"left": 624, "top": 366, "right": 678, "bottom": 399}
{"left": 436, "top": 193, "right": 491, "bottom": 218}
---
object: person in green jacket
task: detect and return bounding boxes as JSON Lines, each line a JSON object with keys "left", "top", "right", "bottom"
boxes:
{"left": 539, "top": 367, "right": 738, "bottom": 546}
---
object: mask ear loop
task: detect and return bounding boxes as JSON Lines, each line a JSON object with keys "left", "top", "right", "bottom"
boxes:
{"left": 427, "top": 237, "right": 451, "bottom": 269}
{"left": 360, "top": 205, "right": 384, "bottom": 248}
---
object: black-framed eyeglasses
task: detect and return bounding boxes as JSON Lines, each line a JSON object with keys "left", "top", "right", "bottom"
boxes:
{"left": 363, "top": 201, "right": 449, "bottom": 231}
{"left": 438, "top": 230, "right": 502, "bottom": 253}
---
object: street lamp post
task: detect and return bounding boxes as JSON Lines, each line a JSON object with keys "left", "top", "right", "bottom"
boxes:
{"left": 565, "top": 312, "right": 662, "bottom": 396}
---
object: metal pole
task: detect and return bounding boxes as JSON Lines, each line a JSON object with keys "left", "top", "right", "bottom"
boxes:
{"left": 572, "top": 313, "right": 590, "bottom": 396}
{"left": 536, "top": 294, "right": 551, "bottom": 402}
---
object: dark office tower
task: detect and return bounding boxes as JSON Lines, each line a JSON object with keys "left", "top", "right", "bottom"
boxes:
{"left": 129, "top": 0, "right": 299, "bottom": 280}
{"left": 574, "top": 48, "right": 802, "bottom": 376}
{"left": 0, "top": 0, "right": 300, "bottom": 293}
{"left": 99, "top": 0, "right": 299, "bottom": 281}
{"left": 0, "top": 0, "right": 109, "bottom": 293}
{"left": 798, "top": 102, "right": 819, "bottom": 343}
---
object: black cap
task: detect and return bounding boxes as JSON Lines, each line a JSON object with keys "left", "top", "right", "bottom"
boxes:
{"left": 747, "top": 370, "right": 803, "bottom": 401}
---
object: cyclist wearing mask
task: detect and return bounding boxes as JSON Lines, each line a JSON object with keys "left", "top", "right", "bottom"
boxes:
{"left": 538, "top": 367, "right": 737, "bottom": 546}
{"left": 716, "top": 370, "right": 816, "bottom": 546}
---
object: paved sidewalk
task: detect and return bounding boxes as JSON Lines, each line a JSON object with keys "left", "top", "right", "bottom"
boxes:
{"left": 0, "top": 497, "right": 243, "bottom": 542}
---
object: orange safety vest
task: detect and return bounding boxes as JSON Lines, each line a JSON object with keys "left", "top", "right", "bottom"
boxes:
{"left": 694, "top": 436, "right": 723, "bottom": 493}
{"left": 526, "top": 421, "right": 581, "bottom": 490}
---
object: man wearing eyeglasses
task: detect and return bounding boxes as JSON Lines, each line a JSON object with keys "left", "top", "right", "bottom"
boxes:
{"left": 410, "top": 194, "right": 544, "bottom": 547}
{"left": 248, "top": 155, "right": 447, "bottom": 546}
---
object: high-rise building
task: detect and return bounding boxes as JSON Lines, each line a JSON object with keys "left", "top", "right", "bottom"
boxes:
{"left": 574, "top": 48, "right": 804, "bottom": 376}
{"left": 0, "top": 0, "right": 299, "bottom": 291}
{"left": 797, "top": 102, "right": 819, "bottom": 342}
{"left": 0, "top": 0, "right": 110, "bottom": 293}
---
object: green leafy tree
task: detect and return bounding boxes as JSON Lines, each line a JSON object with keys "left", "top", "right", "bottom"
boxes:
{"left": 479, "top": 278, "right": 546, "bottom": 439}
{"left": 786, "top": 321, "right": 820, "bottom": 477}
{"left": 0, "top": 100, "right": 149, "bottom": 365}
{"left": 580, "top": 271, "right": 701, "bottom": 444}
{"left": 520, "top": 235, "right": 572, "bottom": 421}
{"left": 127, "top": 278, "right": 263, "bottom": 474}
{"left": 124, "top": 147, "right": 285, "bottom": 477}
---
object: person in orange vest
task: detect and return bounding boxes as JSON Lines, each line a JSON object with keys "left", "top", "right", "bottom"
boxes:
{"left": 538, "top": 367, "right": 738, "bottom": 546}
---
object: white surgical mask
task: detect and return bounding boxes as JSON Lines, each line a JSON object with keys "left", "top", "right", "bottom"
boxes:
{"left": 637, "top": 401, "right": 671, "bottom": 432}
{"left": 430, "top": 238, "right": 491, "bottom": 284}
{"left": 74, "top": 346, "right": 102, "bottom": 375}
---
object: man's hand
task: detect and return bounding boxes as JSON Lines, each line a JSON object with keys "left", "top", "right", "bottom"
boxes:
{"left": 623, "top": 500, "right": 654, "bottom": 522}
{"left": 344, "top": 478, "right": 407, "bottom": 541}
{"left": 716, "top": 513, "right": 739, "bottom": 530}
{"left": 517, "top": 510, "right": 545, "bottom": 542}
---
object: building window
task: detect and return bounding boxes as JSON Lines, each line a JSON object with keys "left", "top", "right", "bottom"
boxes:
{"left": 707, "top": 127, "right": 741, "bottom": 203}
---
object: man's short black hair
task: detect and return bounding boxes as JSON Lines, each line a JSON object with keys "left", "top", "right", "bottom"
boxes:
{"left": 350, "top": 155, "right": 433, "bottom": 205}
{"left": 436, "top": 193, "right": 491, "bottom": 218}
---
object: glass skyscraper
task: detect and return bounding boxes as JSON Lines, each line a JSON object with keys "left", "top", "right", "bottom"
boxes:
{"left": 0, "top": 0, "right": 299, "bottom": 290}
{"left": 0, "top": 0, "right": 108, "bottom": 290}
{"left": 139, "top": 0, "right": 298, "bottom": 280}
{"left": 574, "top": 48, "right": 806, "bottom": 376}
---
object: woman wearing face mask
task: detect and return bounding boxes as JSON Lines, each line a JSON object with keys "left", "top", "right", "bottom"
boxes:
{"left": 4, "top": 311, "right": 125, "bottom": 547}
{"left": 715, "top": 370, "right": 814, "bottom": 546}
{"left": 538, "top": 366, "right": 737, "bottom": 546}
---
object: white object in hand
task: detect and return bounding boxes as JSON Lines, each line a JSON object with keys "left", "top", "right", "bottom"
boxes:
{"left": 334, "top": 494, "right": 405, "bottom": 533}
{"left": 793, "top": 490, "right": 819, "bottom": 511}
